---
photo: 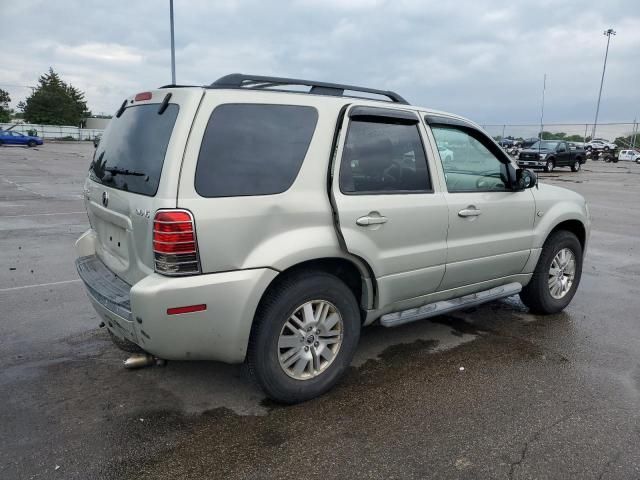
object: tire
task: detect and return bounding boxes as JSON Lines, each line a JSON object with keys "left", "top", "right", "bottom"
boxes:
{"left": 108, "top": 329, "right": 144, "bottom": 353}
{"left": 636, "top": 159, "right": 640, "bottom": 164}
{"left": 612, "top": 157, "right": 618, "bottom": 163}
{"left": 0, "top": 140, "right": 3, "bottom": 146}
{"left": 544, "top": 159, "right": 555, "bottom": 172}
{"left": 604, "top": 146, "right": 610, "bottom": 151}
{"left": 247, "top": 271, "right": 361, "bottom": 404}
{"left": 27, "top": 140, "right": 36, "bottom": 147}
{"left": 520, "top": 230, "right": 583, "bottom": 314}
{"left": 585, "top": 146, "right": 592, "bottom": 152}
{"left": 571, "top": 160, "right": 581, "bottom": 172}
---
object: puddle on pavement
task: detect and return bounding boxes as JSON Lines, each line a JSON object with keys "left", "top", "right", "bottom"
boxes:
{"left": 4, "top": 298, "right": 558, "bottom": 420}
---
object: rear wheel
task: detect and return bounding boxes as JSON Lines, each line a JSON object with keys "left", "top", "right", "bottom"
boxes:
{"left": 247, "top": 271, "right": 360, "bottom": 404}
{"left": 545, "top": 159, "right": 555, "bottom": 172}
{"left": 520, "top": 230, "right": 583, "bottom": 314}
{"left": 571, "top": 160, "right": 581, "bottom": 172}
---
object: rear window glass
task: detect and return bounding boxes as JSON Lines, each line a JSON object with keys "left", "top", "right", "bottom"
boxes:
{"left": 89, "top": 103, "right": 179, "bottom": 196}
{"left": 195, "top": 104, "right": 318, "bottom": 197}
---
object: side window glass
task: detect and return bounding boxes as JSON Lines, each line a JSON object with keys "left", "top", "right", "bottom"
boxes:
{"left": 340, "top": 119, "right": 431, "bottom": 194}
{"left": 195, "top": 104, "right": 318, "bottom": 197}
{"left": 431, "top": 126, "right": 509, "bottom": 193}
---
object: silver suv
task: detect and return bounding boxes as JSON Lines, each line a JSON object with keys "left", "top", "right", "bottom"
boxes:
{"left": 76, "top": 74, "right": 590, "bottom": 403}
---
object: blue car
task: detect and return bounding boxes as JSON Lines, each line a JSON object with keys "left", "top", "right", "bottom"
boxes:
{"left": 0, "top": 130, "right": 44, "bottom": 147}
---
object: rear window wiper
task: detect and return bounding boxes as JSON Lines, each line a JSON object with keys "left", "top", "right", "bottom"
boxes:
{"left": 104, "top": 166, "right": 146, "bottom": 177}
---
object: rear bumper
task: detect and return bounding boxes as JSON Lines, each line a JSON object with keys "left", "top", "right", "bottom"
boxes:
{"left": 75, "top": 231, "right": 278, "bottom": 363}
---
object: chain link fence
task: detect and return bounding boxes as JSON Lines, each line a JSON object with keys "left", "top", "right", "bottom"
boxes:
{"left": 0, "top": 123, "right": 104, "bottom": 141}
{"left": 480, "top": 122, "right": 639, "bottom": 149}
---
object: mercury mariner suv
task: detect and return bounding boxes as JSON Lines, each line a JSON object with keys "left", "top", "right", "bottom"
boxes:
{"left": 76, "top": 74, "right": 590, "bottom": 403}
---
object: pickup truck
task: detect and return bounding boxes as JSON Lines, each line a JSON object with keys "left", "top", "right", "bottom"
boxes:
{"left": 518, "top": 140, "right": 585, "bottom": 172}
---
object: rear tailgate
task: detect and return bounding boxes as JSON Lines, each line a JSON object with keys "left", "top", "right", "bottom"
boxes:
{"left": 83, "top": 88, "right": 204, "bottom": 285}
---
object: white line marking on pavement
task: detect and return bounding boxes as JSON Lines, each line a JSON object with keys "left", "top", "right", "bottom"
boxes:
{"left": 0, "top": 279, "right": 82, "bottom": 293}
{"left": 0, "top": 211, "right": 86, "bottom": 218}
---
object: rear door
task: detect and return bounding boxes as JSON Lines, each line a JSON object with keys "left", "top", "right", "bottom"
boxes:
{"left": 331, "top": 105, "right": 449, "bottom": 307}
{"left": 425, "top": 117, "right": 535, "bottom": 290}
{"left": 83, "top": 88, "right": 203, "bottom": 285}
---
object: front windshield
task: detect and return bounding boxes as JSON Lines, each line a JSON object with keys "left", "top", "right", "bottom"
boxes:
{"left": 530, "top": 141, "right": 559, "bottom": 150}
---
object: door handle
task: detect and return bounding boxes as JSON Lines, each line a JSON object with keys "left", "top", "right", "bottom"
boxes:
{"left": 458, "top": 208, "right": 482, "bottom": 218}
{"left": 356, "top": 214, "right": 388, "bottom": 226}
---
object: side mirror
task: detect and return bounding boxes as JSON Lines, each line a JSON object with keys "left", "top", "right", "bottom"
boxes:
{"left": 515, "top": 168, "right": 537, "bottom": 190}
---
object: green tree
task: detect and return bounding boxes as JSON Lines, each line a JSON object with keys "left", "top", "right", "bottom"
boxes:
{"left": 0, "top": 89, "right": 11, "bottom": 123}
{"left": 614, "top": 132, "right": 639, "bottom": 148}
{"left": 20, "top": 68, "right": 91, "bottom": 125}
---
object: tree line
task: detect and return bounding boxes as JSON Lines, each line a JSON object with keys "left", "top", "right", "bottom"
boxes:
{"left": 0, "top": 68, "right": 91, "bottom": 126}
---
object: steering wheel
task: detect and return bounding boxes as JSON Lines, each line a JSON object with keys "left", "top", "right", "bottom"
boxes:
{"left": 475, "top": 176, "right": 505, "bottom": 190}
{"left": 382, "top": 161, "right": 403, "bottom": 183}
{"left": 475, "top": 177, "right": 490, "bottom": 190}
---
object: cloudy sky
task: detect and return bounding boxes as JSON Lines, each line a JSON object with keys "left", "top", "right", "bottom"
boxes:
{"left": 2, "top": 0, "right": 639, "bottom": 126}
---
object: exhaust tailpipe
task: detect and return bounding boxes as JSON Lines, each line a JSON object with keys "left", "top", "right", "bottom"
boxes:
{"left": 123, "top": 354, "right": 156, "bottom": 369}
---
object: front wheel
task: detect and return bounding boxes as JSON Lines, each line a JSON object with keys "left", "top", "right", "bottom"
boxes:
{"left": 27, "top": 140, "right": 36, "bottom": 147}
{"left": 571, "top": 160, "right": 581, "bottom": 172}
{"left": 520, "top": 230, "right": 583, "bottom": 314}
{"left": 247, "top": 271, "right": 361, "bottom": 404}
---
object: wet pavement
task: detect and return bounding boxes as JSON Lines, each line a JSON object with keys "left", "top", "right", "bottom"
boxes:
{"left": 1, "top": 143, "right": 639, "bottom": 479}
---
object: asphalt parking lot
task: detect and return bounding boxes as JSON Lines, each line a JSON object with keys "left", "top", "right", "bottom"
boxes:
{"left": 1, "top": 142, "right": 639, "bottom": 479}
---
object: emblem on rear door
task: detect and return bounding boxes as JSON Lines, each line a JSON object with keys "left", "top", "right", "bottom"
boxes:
{"left": 135, "top": 208, "right": 151, "bottom": 218}
{"left": 102, "top": 191, "right": 109, "bottom": 208}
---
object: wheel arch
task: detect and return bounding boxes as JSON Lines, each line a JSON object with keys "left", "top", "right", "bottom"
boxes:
{"left": 255, "top": 257, "right": 376, "bottom": 324}
{"left": 547, "top": 219, "right": 586, "bottom": 251}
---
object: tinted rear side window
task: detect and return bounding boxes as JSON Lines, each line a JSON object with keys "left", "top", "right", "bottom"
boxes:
{"left": 89, "top": 104, "right": 179, "bottom": 196}
{"left": 195, "top": 104, "right": 318, "bottom": 197}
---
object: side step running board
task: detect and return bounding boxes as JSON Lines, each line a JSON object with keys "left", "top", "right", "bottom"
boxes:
{"left": 380, "top": 282, "right": 522, "bottom": 328}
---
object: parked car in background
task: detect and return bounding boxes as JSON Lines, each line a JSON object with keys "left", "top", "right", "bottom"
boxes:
{"left": 498, "top": 138, "right": 515, "bottom": 147}
{"left": 519, "top": 138, "right": 538, "bottom": 149}
{"left": 75, "top": 73, "right": 590, "bottom": 403}
{"left": 618, "top": 149, "right": 640, "bottom": 163}
{"left": 518, "top": 140, "right": 585, "bottom": 172}
{"left": 0, "top": 130, "right": 44, "bottom": 147}
{"left": 585, "top": 139, "right": 616, "bottom": 151}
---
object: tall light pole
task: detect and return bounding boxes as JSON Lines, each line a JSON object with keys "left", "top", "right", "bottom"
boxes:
{"left": 169, "top": 0, "right": 176, "bottom": 85}
{"left": 539, "top": 73, "right": 547, "bottom": 141}
{"left": 591, "top": 28, "right": 616, "bottom": 140}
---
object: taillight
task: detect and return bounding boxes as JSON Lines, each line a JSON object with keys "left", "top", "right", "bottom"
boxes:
{"left": 153, "top": 210, "right": 201, "bottom": 276}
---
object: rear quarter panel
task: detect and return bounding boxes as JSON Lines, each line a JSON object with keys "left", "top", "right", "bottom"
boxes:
{"left": 176, "top": 90, "right": 349, "bottom": 274}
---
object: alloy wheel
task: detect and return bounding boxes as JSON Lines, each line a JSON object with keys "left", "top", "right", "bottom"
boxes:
{"left": 277, "top": 300, "right": 343, "bottom": 380}
{"left": 548, "top": 248, "right": 576, "bottom": 299}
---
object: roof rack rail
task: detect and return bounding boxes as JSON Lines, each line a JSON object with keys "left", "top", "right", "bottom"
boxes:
{"left": 209, "top": 73, "right": 409, "bottom": 105}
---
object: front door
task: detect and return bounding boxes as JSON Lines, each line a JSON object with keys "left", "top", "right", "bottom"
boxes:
{"left": 331, "top": 105, "right": 449, "bottom": 308}
{"left": 428, "top": 122, "right": 536, "bottom": 290}
{"left": 555, "top": 141, "right": 571, "bottom": 167}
